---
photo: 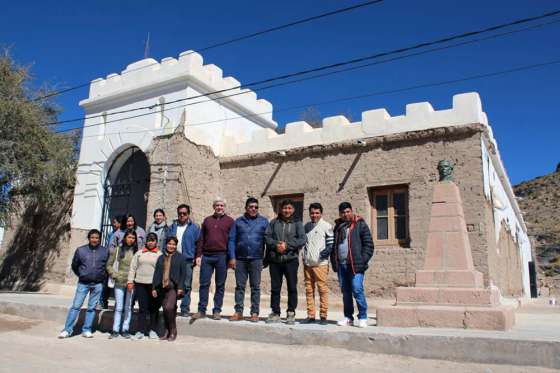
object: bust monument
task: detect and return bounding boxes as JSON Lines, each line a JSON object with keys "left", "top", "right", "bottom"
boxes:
{"left": 438, "top": 160, "right": 454, "bottom": 182}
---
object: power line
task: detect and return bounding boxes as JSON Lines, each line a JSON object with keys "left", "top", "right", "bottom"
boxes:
{"left": 46, "top": 9, "right": 560, "bottom": 127}
{"left": 32, "top": 0, "right": 384, "bottom": 102}
{"left": 49, "top": 15, "right": 560, "bottom": 131}
{"left": 57, "top": 58, "right": 560, "bottom": 138}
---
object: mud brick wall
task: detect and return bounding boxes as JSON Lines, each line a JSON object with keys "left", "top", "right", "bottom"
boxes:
{"left": 218, "top": 125, "right": 489, "bottom": 296}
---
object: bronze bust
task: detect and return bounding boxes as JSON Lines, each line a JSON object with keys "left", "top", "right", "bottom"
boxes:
{"left": 438, "top": 160, "right": 454, "bottom": 182}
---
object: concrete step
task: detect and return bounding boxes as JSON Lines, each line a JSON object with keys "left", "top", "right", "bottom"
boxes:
{"left": 0, "top": 292, "right": 559, "bottom": 369}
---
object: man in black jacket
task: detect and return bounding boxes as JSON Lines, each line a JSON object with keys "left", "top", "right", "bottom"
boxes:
{"left": 264, "top": 199, "right": 306, "bottom": 325}
{"left": 325, "top": 202, "right": 374, "bottom": 328}
{"left": 58, "top": 229, "right": 109, "bottom": 338}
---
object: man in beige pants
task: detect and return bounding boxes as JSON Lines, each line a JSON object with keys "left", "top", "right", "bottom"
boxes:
{"left": 302, "top": 203, "right": 334, "bottom": 325}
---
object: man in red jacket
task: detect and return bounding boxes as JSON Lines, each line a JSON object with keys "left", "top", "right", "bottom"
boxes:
{"left": 192, "top": 198, "right": 234, "bottom": 321}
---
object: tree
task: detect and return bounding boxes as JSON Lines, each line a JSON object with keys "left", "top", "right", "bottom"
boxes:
{"left": 0, "top": 51, "right": 77, "bottom": 225}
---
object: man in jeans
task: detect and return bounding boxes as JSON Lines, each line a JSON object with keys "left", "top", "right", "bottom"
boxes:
{"left": 167, "top": 204, "right": 200, "bottom": 317}
{"left": 302, "top": 203, "right": 333, "bottom": 325}
{"left": 264, "top": 199, "right": 306, "bottom": 325}
{"left": 58, "top": 229, "right": 109, "bottom": 338}
{"left": 192, "top": 198, "right": 234, "bottom": 321}
{"left": 329, "top": 202, "right": 374, "bottom": 328}
{"left": 228, "top": 197, "right": 269, "bottom": 322}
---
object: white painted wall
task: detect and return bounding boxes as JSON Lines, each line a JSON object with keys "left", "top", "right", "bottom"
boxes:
{"left": 71, "top": 51, "right": 276, "bottom": 230}
{"left": 221, "top": 92, "right": 489, "bottom": 157}
{"left": 481, "top": 137, "right": 532, "bottom": 297}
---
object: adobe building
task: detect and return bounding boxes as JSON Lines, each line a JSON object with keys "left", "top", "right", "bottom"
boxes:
{"left": 0, "top": 50, "right": 535, "bottom": 299}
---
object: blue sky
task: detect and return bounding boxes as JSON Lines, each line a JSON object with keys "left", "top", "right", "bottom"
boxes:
{"left": 1, "top": 0, "right": 558, "bottom": 184}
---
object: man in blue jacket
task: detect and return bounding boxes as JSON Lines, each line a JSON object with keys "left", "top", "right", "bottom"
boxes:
{"left": 228, "top": 197, "right": 269, "bottom": 322}
{"left": 167, "top": 204, "right": 201, "bottom": 317}
{"left": 58, "top": 229, "right": 109, "bottom": 338}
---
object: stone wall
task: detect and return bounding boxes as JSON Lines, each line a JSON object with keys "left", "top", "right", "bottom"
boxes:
{"left": 220, "top": 124, "right": 489, "bottom": 296}
{"left": 0, "top": 192, "right": 74, "bottom": 290}
{"left": 1, "top": 123, "right": 526, "bottom": 298}
{"left": 145, "top": 127, "right": 223, "bottom": 223}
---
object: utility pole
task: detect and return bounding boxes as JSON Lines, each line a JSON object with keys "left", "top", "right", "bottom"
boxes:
{"left": 143, "top": 32, "right": 151, "bottom": 59}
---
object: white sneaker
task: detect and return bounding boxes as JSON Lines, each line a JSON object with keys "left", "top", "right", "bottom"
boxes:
{"left": 58, "top": 330, "right": 70, "bottom": 339}
{"left": 356, "top": 319, "right": 368, "bottom": 328}
{"left": 148, "top": 330, "right": 158, "bottom": 339}
{"left": 337, "top": 318, "right": 353, "bottom": 326}
{"left": 135, "top": 332, "right": 144, "bottom": 340}
{"left": 81, "top": 331, "right": 93, "bottom": 338}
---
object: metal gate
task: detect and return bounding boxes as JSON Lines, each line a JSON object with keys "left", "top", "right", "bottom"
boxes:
{"left": 99, "top": 147, "right": 150, "bottom": 247}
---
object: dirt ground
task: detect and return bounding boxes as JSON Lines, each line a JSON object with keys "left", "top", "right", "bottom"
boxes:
{"left": 0, "top": 313, "right": 553, "bottom": 373}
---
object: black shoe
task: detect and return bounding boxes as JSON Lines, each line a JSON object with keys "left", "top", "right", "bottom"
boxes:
{"left": 319, "top": 318, "right": 328, "bottom": 325}
{"left": 300, "top": 317, "right": 316, "bottom": 324}
{"left": 121, "top": 332, "right": 131, "bottom": 339}
{"left": 179, "top": 311, "right": 190, "bottom": 318}
{"left": 108, "top": 332, "right": 119, "bottom": 339}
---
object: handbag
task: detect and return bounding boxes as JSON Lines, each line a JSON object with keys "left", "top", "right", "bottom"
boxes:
{"left": 108, "top": 247, "right": 120, "bottom": 288}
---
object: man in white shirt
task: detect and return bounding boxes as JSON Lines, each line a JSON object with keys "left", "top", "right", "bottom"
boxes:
{"left": 302, "top": 203, "right": 333, "bottom": 325}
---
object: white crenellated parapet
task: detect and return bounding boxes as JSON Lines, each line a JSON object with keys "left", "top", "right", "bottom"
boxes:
{"left": 222, "top": 92, "right": 489, "bottom": 157}
{"left": 79, "top": 50, "right": 277, "bottom": 130}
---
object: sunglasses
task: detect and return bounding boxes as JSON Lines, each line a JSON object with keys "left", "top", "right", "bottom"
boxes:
{"left": 247, "top": 205, "right": 259, "bottom": 210}
{"left": 178, "top": 212, "right": 188, "bottom": 216}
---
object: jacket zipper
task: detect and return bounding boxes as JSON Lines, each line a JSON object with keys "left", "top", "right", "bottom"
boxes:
{"left": 347, "top": 222, "right": 356, "bottom": 274}
{"left": 92, "top": 248, "right": 96, "bottom": 281}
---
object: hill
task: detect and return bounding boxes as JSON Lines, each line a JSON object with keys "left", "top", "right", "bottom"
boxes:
{"left": 513, "top": 165, "right": 560, "bottom": 295}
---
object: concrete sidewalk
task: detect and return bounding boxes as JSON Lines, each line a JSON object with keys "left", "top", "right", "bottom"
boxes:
{"left": 1, "top": 292, "right": 559, "bottom": 369}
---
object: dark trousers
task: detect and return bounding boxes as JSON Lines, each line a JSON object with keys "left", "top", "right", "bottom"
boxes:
{"left": 234, "top": 259, "right": 263, "bottom": 315}
{"left": 269, "top": 259, "right": 299, "bottom": 315}
{"left": 180, "top": 259, "right": 194, "bottom": 313}
{"left": 198, "top": 253, "right": 227, "bottom": 314}
{"left": 134, "top": 282, "right": 160, "bottom": 334}
{"left": 99, "top": 278, "right": 110, "bottom": 307}
{"left": 161, "top": 282, "right": 178, "bottom": 337}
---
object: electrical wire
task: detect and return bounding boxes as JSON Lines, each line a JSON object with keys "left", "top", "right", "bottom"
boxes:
{"left": 45, "top": 9, "right": 560, "bottom": 127}
{"left": 51, "top": 16, "right": 560, "bottom": 132}
{"left": 32, "top": 0, "right": 384, "bottom": 101}
{"left": 57, "top": 58, "right": 560, "bottom": 139}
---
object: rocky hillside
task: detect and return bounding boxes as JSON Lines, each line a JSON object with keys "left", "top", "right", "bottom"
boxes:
{"left": 513, "top": 164, "right": 560, "bottom": 295}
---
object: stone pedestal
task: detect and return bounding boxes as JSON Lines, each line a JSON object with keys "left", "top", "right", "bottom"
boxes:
{"left": 377, "top": 182, "right": 515, "bottom": 331}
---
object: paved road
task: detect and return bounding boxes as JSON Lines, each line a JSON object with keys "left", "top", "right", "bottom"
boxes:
{"left": 0, "top": 314, "right": 552, "bottom": 373}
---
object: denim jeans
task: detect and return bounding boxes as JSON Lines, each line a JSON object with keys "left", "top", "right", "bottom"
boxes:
{"left": 63, "top": 282, "right": 103, "bottom": 334}
{"left": 337, "top": 264, "right": 367, "bottom": 320}
{"left": 180, "top": 259, "right": 194, "bottom": 313}
{"left": 198, "top": 253, "right": 227, "bottom": 314}
{"left": 112, "top": 287, "right": 134, "bottom": 333}
{"left": 234, "top": 259, "right": 262, "bottom": 315}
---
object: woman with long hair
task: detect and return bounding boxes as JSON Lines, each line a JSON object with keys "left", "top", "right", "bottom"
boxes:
{"left": 106, "top": 229, "right": 137, "bottom": 339}
{"left": 111, "top": 214, "right": 146, "bottom": 253}
{"left": 127, "top": 232, "right": 162, "bottom": 339}
{"left": 152, "top": 236, "right": 186, "bottom": 341}
{"left": 147, "top": 208, "right": 168, "bottom": 251}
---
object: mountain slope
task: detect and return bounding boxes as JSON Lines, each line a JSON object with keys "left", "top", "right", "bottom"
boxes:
{"left": 513, "top": 166, "right": 560, "bottom": 294}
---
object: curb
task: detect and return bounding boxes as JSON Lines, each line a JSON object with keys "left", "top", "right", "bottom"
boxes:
{"left": 1, "top": 300, "right": 558, "bottom": 369}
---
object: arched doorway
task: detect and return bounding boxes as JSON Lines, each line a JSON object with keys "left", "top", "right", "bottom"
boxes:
{"left": 100, "top": 147, "right": 150, "bottom": 246}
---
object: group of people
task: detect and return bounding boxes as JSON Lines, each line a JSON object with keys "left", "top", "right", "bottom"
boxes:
{"left": 58, "top": 197, "right": 374, "bottom": 341}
